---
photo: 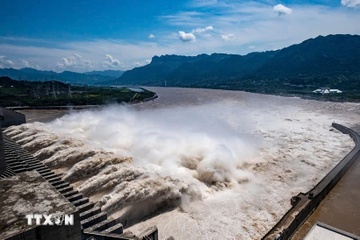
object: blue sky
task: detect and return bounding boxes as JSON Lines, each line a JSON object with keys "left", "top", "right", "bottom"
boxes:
{"left": 0, "top": 0, "right": 359, "bottom": 72}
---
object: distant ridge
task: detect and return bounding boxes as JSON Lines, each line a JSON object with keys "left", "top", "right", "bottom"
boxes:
{"left": 0, "top": 68, "right": 123, "bottom": 85}
{"left": 84, "top": 70, "right": 124, "bottom": 78}
{"left": 2, "top": 34, "right": 359, "bottom": 96}
{"left": 112, "top": 34, "right": 360, "bottom": 93}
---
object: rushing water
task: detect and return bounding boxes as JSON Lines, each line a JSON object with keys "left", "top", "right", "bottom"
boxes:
{"left": 5, "top": 87, "right": 360, "bottom": 239}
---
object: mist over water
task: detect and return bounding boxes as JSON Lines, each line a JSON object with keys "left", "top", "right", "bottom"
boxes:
{"left": 52, "top": 102, "right": 257, "bottom": 182}
{"left": 5, "top": 87, "right": 359, "bottom": 239}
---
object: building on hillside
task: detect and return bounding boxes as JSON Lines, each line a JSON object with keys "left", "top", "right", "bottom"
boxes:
{"left": 312, "top": 88, "right": 343, "bottom": 94}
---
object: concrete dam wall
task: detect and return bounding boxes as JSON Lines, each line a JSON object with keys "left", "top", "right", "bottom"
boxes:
{"left": 263, "top": 123, "right": 360, "bottom": 240}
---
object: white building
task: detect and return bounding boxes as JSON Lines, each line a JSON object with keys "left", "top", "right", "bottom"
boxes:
{"left": 313, "top": 88, "right": 342, "bottom": 94}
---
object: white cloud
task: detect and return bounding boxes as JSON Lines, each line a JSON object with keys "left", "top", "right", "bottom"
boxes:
{"left": 149, "top": 34, "right": 155, "bottom": 39}
{"left": 192, "top": 26, "right": 214, "bottom": 34}
{"left": 273, "top": 4, "right": 293, "bottom": 16}
{"left": 160, "top": 1, "right": 360, "bottom": 54}
{"left": 61, "top": 40, "right": 176, "bottom": 70}
{"left": 221, "top": 34, "right": 236, "bottom": 41}
{"left": 177, "top": 26, "right": 214, "bottom": 43}
{"left": 190, "top": 0, "right": 218, "bottom": 7}
{"left": 0, "top": 55, "right": 14, "bottom": 68}
{"left": 0, "top": 39, "right": 176, "bottom": 71}
{"left": 20, "top": 59, "right": 31, "bottom": 68}
{"left": 160, "top": 11, "right": 206, "bottom": 27}
{"left": 104, "top": 54, "right": 121, "bottom": 67}
{"left": 0, "top": 55, "right": 39, "bottom": 69}
{"left": 56, "top": 54, "right": 92, "bottom": 70}
{"left": 341, "top": 0, "right": 360, "bottom": 7}
{"left": 132, "top": 59, "right": 153, "bottom": 67}
{"left": 19, "top": 59, "right": 39, "bottom": 69}
{"left": 178, "top": 31, "right": 196, "bottom": 42}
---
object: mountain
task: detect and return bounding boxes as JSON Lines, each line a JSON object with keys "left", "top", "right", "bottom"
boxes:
{"left": 84, "top": 70, "right": 124, "bottom": 78}
{"left": 255, "top": 34, "right": 360, "bottom": 79}
{"left": 0, "top": 68, "right": 120, "bottom": 85}
{"left": 112, "top": 34, "right": 360, "bottom": 91}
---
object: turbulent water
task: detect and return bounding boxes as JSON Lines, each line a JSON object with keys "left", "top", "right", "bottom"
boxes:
{"left": 5, "top": 88, "right": 360, "bottom": 239}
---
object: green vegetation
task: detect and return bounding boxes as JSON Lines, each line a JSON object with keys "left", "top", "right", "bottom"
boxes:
{"left": 0, "top": 77, "right": 156, "bottom": 107}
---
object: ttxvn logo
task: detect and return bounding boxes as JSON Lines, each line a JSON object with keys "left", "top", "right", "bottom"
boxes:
{"left": 25, "top": 213, "right": 74, "bottom": 226}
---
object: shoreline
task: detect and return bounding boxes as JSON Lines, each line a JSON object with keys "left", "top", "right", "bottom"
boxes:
{"left": 4, "top": 85, "right": 359, "bottom": 112}
{"left": 142, "top": 85, "right": 360, "bottom": 103}
{"left": 5, "top": 93, "right": 159, "bottom": 111}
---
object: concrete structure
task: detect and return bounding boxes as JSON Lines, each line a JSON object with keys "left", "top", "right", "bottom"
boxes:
{"left": 292, "top": 132, "right": 360, "bottom": 239}
{"left": 0, "top": 125, "right": 159, "bottom": 240}
{"left": 0, "top": 171, "right": 82, "bottom": 240}
{"left": 127, "top": 87, "right": 144, "bottom": 92}
{"left": 262, "top": 123, "right": 360, "bottom": 240}
{"left": 304, "top": 222, "right": 360, "bottom": 240}
{"left": 0, "top": 107, "right": 26, "bottom": 128}
{"left": 0, "top": 113, "right": 6, "bottom": 176}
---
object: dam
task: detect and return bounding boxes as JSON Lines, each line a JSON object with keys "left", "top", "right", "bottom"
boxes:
{"left": 1, "top": 87, "right": 360, "bottom": 239}
{"left": 0, "top": 109, "right": 159, "bottom": 240}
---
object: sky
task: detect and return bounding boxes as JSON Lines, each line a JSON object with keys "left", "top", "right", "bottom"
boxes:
{"left": 0, "top": 0, "right": 360, "bottom": 72}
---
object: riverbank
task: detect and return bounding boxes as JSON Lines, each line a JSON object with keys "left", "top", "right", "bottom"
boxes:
{"left": 0, "top": 77, "right": 157, "bottom": 107}
{"left": 5, "top": 92, "right": 158, "bottom": 123}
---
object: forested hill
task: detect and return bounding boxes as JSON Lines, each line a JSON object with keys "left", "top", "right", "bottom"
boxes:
{"left": 0, "top": 76, "right": 155, "bottom": 107}
{"left": 113, "top": 34, "right": 360, "bottom": 94}
{"left": 0, "top": 68, "right": 123, "bottom": 85}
